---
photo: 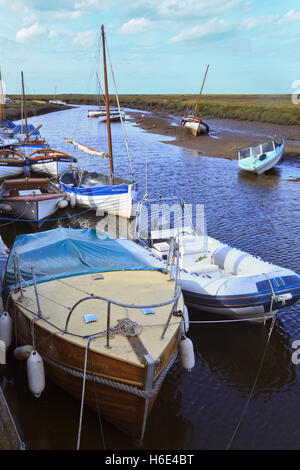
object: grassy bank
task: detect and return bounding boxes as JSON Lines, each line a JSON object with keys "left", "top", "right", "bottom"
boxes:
{"left": 6, "top": 94, "right": 300, "bottom": 126}
{"left": 3, "top": 98, "right": 72, "bottom": 121}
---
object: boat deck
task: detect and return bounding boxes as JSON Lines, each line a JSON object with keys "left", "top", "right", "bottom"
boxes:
{"left": 12, "top": 270, "right": 183, "bottom": 367}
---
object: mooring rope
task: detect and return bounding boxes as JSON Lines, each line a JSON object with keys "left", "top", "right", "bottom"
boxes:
{"left": 225, "top": 315, "right": 276, "bottom": 450}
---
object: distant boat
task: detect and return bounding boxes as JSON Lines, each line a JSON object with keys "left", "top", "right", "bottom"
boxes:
{"left": 2, "top": 227, "right": 190, "bottom": 446}
{"left": 28, "top": 148, "right": 77, "bottom": 177}
{"left": 61, "top": 25, "right": 135, "bottom": 218}
{"left": 238, "top": 136, "right": 285, "bottom": 174}
{"left": 0, "top": 177, "right": 68, "bottom": 222}
{"left": 180, "top": 64, "right": 210, "bottom": 136}
{"left": 49, "top": 100, "right": 67, "bottom": 105}
{"left": 98, "top": 109, "right": 126, "bottom": 122}
{"left": 0, "top": 149, "right": 26, "bottom": 179}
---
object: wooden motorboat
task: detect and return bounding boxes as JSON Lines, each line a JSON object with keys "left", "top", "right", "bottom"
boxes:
{"left": 0, "top": 149, "right": 26, "bottom": 179}
{"left": 28, "top": 148, "right": 77, "bottom": 177}
{"left": 123, "top": 196, "right": 300, "bottom": 322}
{"left": 0, "top": 177, "right": 68, "bottom": 221}
{"left": 2, "top": 227, "right": 190, "bottom": 446}
{"left": 238, "top": 136, "right": 285, "bottom": 174}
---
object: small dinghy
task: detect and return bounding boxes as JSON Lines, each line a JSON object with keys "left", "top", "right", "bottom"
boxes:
{"left": 238, "top": 136, "right": 284, "bottom": 174}
{"left": 119, "top": 197, "right": 300, "bottom": 322}
{"left": 0, "top": 149, "right": 26, "bottom": 179}
{"left": 59, "top": 169, "right": 134, "bottom": 218}
{"left": 28, "top": 148, "right": 77, "bottom": 177}
{"left": 0, "top": 178, "right": 68, "bottom": 222}
{"left": 2, "top": 227, "right": 190, "bottom": 446}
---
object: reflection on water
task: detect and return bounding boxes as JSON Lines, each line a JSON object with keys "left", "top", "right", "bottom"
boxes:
{"left": 0, "top": 105, "right": 300, "bottom": 450}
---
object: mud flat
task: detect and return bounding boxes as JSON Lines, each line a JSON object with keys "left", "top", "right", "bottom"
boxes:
{"left": 127, "top": 110, "right": 300, "bottom": 161}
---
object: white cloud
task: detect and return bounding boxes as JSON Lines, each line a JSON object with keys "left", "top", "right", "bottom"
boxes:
{"left": 54, "top": 9, "right": 84, "bottom": 20}
{"left": 278, "top": 10, "right": 300, "bottom": 24}
{"left": 73, "top": 30, "right": 97, "bottom": 48}
{"left": 118, "top": 18, "right": 152, "bottom": 34}
{"left": 241, "top": 15, "right": 277, "bottom": 30}
{"left": 157, "top": 0, "right": 239, "bottom": 17}
{"left": 16, "top": 22, "right": 46, "bottom": 43}
{"left": 169, "top": 17, "right": 231, "bottom": 42}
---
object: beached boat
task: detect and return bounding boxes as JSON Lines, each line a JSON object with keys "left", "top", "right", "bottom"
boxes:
{"left": 61, "top": 26, "right": 135, "bottom": 218}
{"left": 0, "top": 149, "right": 26, "bottom": 179}
{"left": 28, "top": 148, "right": 77, "bottom": 177}
{"left": 0, "top": 178, "right": 68, "bottom": 222}
{"left": 180, "top": 64, "right": 210, "bottom": 136}
{"left": 121, "top": 197, "right": 300, "bottom": 322}
{"left": 2, "top": 227, "right": 190, "bottom": 446}
{"left": 238, "top": 136, "right": 285, "bottom": 174}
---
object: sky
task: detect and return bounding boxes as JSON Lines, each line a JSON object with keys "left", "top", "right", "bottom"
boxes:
{"left": 0, "top": 0, "right": 300, "bottom": 95}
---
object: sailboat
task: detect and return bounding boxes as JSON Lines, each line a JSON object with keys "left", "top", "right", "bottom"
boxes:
{"left": 180, "top": 64, "right": 210, "bottom": 136}
{"left": 13, "top": 72, "right": 49, "bottom": 157}
{"left": 60, "top": 25, "right": 135, "bottom": 219}
{"left": 88, "top": 73, "right": 125, "bottom": 121}
{"left": 0, "top": 69, "right": 17, "bottom": 137}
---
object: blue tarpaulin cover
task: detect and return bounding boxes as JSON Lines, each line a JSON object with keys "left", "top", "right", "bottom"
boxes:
{"left": 4, "top": 227, "right": 156, "bottom": 292}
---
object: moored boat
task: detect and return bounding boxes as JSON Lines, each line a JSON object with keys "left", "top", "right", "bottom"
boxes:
{"left": 238, "top": 136, "right": 285, "bottom": 174}
{"left": 0, "top": 149, "right": 26, "bottom": 179}
{"left": 1, "top": 227, "right": 191, "bottom": 446}
{"left": 60, "top": 26, "right": 135, "bottom": 219}
{"left": 0, "top": 177, "right": 68, "bottom": 222}
{"left": 28, "top": 148, "right": 77, "bottom": 177}
{"left": 59, "top": 169, "right": 134, "bottom": 218}
{"left": 123, "top": 197, "right": 300, "bottom": 322}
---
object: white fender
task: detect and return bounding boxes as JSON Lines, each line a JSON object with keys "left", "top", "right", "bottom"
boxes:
{"left": 180, "top": 336, "right": 195, "bottom": 372}
{"left": 180, "top": 306, "right": 190, "bottom": 334}
{"left": 27, "top": 350, "right": 45, "bottom": 397}
{"left": 0, "top": 203, "right": 12, "bottom": 212}
{"left": 14, "top": 345, "right": 33, "bottom": 360}
{"left": 0, "top": 311, "right": 12, "bottom": 349}
{"left": 57, "top": 199, "right": 68, "bottom": 209}
{"left": 0, "top": 339, "right": 6, "bottom": 364}
{"left": 68, "top": 193, "right": 76, "bottom": 208}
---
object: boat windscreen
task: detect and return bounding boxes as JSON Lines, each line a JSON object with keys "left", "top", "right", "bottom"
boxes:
{"left": 261, "top": 141, "right": 274, "bottom": 153}
{"left": 239, "top": 148, "right": 251, "bottom": 159}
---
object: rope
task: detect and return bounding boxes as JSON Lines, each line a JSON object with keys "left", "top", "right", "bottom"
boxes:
{"left": 225, "top": 316, "right": 276, "bottom": 450}
{"left": 44, "top": 349, "right": 178, "bottom": 399}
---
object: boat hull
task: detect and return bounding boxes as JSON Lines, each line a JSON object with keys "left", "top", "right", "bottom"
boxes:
{"left": 180, "top": 117, "right": 209, "bottom": 136}
{"left": 117, "top": 239, "right": 300, "bottom": 321}
{"left": 238, "top": 138, "right": 285, "bottom": 174}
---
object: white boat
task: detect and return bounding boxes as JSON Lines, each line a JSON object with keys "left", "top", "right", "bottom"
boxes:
{"left": 180, "top": 115, "right": 209, "bottom": 136}
{"left": 118, "top": 197, "right": 300, "bottom": 322}
{"left": 238, "top": 136, "right": 285, "bottom": 174}
{"left": 28, "top": 148, "right": 77, "bottom": 177}
{"left": 49, "top": 100, "right": 67, "bottom": 105}
{"left": 0, "top": 135, "right": 20, "bottom": 148}
{"left": 98, "top": 109, "right": 126, "bottom": 122}
{"left": 0, "top": 149, "right": 26, "bottom": 179}
{"left": 59, "top": 170, "right": 134, "bottom": 218}
{"left": 0, "top": 178, "right": 68, "bottom": 222}
{"left": 180, "top": 64, "right": 210, "bottom": 136}
{"left": 60, "top": 26, "right": 135, "bottom": 219}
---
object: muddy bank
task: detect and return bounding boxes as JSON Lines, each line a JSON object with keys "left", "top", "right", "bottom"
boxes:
{"left": 127, "top": 110, "right": 300, "bottom": 160}
{"left": 4, "top": 103, "right": 74, "bottom": 122}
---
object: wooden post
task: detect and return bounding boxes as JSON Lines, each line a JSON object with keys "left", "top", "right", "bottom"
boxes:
{"left": 0, "top": 69, "right": 5, "bottom": 121}
{"left": 194, "top": 64, "right": 209, "bottom": 115}
{"left": 101, "top": 25, "right": 114, "bottom": 185}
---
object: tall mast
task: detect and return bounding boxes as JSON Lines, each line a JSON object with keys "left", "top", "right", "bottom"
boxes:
{"left": 0, "top": 69, "right": 5, "bottom": 121}
{"left": 101, "top": 25, "right": 114, "bottom": 185}
{"left": 21, "top": 71, "right": 28, "bottom": 138}
{"left": 194, "top": 64, "right": 209, "bottom": 115}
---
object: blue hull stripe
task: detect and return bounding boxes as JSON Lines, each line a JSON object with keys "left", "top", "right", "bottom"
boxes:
{"left": 59, "top": 182, "right": 129, "bottom": 196}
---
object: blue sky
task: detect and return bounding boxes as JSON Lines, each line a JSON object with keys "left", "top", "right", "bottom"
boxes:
{"left": 0, "top": 0, "right": 300, "bottom": 94}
